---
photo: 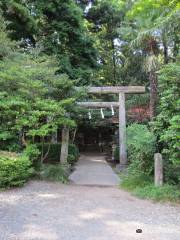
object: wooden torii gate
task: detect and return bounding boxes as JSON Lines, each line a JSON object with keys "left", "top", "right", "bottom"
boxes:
{"left": 77, "top": 86, "right": 145, "bottom": 166}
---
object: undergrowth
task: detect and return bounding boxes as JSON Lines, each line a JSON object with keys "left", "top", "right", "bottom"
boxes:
{"left": 120, "top": 173, "right": 180, "bottom": 203}
{"left": 39, "top": 164, "right": 70, "bottom": 184}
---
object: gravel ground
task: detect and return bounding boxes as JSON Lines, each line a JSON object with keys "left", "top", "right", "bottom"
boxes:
{"left": 0, "top": 180, "right": 180, "bottom": 240}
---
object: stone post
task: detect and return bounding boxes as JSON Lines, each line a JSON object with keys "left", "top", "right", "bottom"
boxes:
{"left": 154, "top": 153, "right": 163, "bottom": 186}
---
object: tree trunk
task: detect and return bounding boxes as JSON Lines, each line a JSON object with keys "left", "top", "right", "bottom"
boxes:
{"left": 173, "top": 33, "right": 179, "bottom": 61}
{"left": 149, "top": 70, "right": 158, "bottom": 119}
{"left": 72, "top": 128, "right": 77, "bottom": 144}
{"left": 60, "top": 126, "right": 69, "bottom": 164}
{"left": 162, "top": 36, "right": 168, "bottom": 64}
{"left": 111, "top": 39, "right": 116, "bottom": 83}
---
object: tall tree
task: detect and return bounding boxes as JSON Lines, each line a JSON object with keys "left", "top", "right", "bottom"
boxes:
{"left": 1, "top": 0, "right": 37, "bottom": 46}
{"left": 87, "top": 0, "right": 125, "bottom": 85}
{"left": 34, "top": 0, "right": 98, "bottom": 85}
{"left": 127, "top": 0, "right": 180, "bottom": 118}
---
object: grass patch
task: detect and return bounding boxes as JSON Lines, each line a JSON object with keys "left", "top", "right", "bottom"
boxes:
{"left": 135, "top": 184, "right": 180, "bottom": 202}
{"left": 120, "top": 173, "right": 180, "bottom": 203}
{"left": 121, "top": 173, "right": 152, "bottom": 191}
{"left": 39, "top": 164, "right": 70, "bottom": 184}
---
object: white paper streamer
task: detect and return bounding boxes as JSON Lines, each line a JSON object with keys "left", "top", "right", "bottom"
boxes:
{"left": 111, "top": 105, "right": 114, "bottom": 116}
{"left": 88, "top": 111, "right": 92, "bottom": 120}
{"left": 101, "top": 108, "right": 104, "bottom": 119}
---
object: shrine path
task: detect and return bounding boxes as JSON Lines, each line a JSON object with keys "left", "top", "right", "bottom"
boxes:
{"left": 69, "top": 153, "right": 119, "bottom": 186}
{"left": 0, "top": 153, "right": 180, "bottom": 240}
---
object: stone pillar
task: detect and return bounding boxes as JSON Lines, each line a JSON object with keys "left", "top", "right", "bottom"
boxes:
{"left": 119, "top": 93, "right": 127, "bottom": 165}
{"left": 154, "top": 153, "right": 163, "bottom": 186}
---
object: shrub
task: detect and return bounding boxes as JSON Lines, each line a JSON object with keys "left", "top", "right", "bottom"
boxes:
{"left": 69, "top": 144, "right": 79, "bottom": 162}
{"left": 23, "top": 144, "right": 40, "bottom": 162}
{"left": 39, "top": 164, "right": 69, "bottom": 183}
{"left": 127, "top": 124, "right": 156, "bottom": 174}
{"left": 23, "top": 144, "right": 41, "bottom": 169}
{"left": 115, "top": 124, "right": 156, "bottom": 174}
{"left": 67, "top": 154, "right": 76, "bottom": 165}
{"left": 0, "top": 151, "right": 33, "bottom": 188}
{"left": 152, "top": 62, "right": 180, "bottom": 184}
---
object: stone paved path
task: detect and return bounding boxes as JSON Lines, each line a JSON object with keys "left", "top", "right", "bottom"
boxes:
{"left": 69, "top": 153, "right": 119, "bottom": 186}
{"left": 0, "top": 181, "right": 180, "bottom": 240}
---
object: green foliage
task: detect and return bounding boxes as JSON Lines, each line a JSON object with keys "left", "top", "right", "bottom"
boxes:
{"left": 23, "top": 144, "right": 40, "bottom": 163}
{"left": 121, "top": 173, "right": 180, "bottom": 202}
{"left": 0, "top": 151, "right": 33, "bottom": 188}
{"left": 0, "top": 12, "right": 15, "bottom": 59}
{"left": 115, "top": 124, "right": 156, "bottom": 174}
{"left": 152, "top": 62, "right": 180, "bottom": 183}
{"left": 87, "top": 0, "right": 126, "bottom": 85}
{"left": 1, "top": 0, "right": 37, "bottom": 43}
{"left": 134, "top": 184, "right": 180, "bottom": 202}
{"left": 35, "top": 0, "right": 97, "bottom": 83}
{"left": 39, "top": 164, "right": 69, "bottom": 183}
{"left": 0, "top": 53, "right": 77, "bottom": 149}
{"left": 36, "top": 143, "right": 79, "bottom": 165}
{"left": 127, "top": 124, "right": 156, "bottom": 174}
{"left": 67, "top": 154, "right": 76, "bottom": 165}
{"left": 121, "top": 172, "right": 152, "bottom": 191}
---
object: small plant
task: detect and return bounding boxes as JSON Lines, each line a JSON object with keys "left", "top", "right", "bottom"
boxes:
{"left": 39, "top": 164, "right": 69, "bottom": 183}
{"left": 67, "top": 154, "right": 77, "bottom": 165}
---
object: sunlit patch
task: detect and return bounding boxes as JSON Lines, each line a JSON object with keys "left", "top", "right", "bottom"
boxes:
{"left": 37, "top": 193, "right": 59, "bottom": 199}
{"left": 19, "top": 224, "right": 58, "bottom": 240}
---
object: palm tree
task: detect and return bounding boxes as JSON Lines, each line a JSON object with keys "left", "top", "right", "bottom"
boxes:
{"left": 131, "top": 32, "right": 159, "bottom": 119}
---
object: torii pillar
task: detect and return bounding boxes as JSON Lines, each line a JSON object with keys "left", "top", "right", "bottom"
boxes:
{"left": 119, "top": 92, "right": 127, "bottom": 165}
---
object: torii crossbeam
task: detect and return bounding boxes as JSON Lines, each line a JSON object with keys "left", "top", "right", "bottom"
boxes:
{"left": 77, "top": 86, "right": 145, "bottom": 166}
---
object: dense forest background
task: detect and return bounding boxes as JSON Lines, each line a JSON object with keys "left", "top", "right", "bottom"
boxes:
{"left": 0, "top": 0, "right": 179, "bottom": 194}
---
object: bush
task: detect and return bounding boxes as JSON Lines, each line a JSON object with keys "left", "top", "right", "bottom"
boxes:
{"left": 127, "top": 124, "right": 156, "bottom": 173}
{"left": 115, "top": 124, "right": 156, "bottom": 174}
{"left": 67, "top": 154, "right": 76, "bottom": 165}
{"left": 69, "top": 144, "right": 79, "bottom": 162}
{"left": 152, "top": 62, "right": 180, "bottom": 184}
{"left": 23, "top": 144, "right": 40, "bottom": 162}
{"left": 0, "top": 151, "right": 33, "bottom": 188}
{"left": 39, "top": 164, "right": 69, "bottom": 183}
{"left": 35, "top": 143, "right": 79, "bottom": 165}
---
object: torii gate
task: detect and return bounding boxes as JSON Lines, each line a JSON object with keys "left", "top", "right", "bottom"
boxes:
{"left": 77, "top": 86, "right": 145, "bottom": 166}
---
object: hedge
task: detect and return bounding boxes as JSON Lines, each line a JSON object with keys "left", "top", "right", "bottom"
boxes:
{"left": 0, "top": 151, "right": 33, "bottom": 188}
